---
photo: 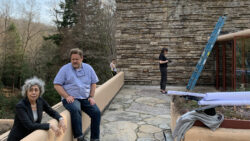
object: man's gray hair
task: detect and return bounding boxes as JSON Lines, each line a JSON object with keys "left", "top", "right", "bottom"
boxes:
{"left": 21, "top": 76, "right": 45, "bottom": 97}
{"left": 70, "top": 48, "right": 83, "bottom": 58}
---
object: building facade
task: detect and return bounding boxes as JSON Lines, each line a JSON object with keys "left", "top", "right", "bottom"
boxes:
{"left": 115, "top": 0, "right": 250, "bottom": 85}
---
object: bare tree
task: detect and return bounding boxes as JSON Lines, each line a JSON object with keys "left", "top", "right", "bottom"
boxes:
{"left": 0, "top": 0, "right": 13, "bottom": 80}
{"left": 0, "top": 0, "right": 13, "bottom": 34}
{"left": 17, "top": 0, "right": 41, "bottom": 57}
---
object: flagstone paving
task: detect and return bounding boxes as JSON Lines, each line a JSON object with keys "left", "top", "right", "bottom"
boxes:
{"left": 84, "top": 85, "right": 217, "bottom": 141}
{"left": 85, "top": 85, "right": 174, "bottom": 141}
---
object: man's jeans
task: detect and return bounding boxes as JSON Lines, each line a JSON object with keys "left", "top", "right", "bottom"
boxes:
{"left": 62, "top": 99, "right": 101, "bottom": 139}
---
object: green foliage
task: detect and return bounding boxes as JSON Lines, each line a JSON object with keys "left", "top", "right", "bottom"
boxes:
{"left": 45, "top": 0, "right": 78, "bottom": 45}
{"left": 19, "top": 60, "right": 33, "bottom": 86}
{"left": 55, "top": 0, "right": 78, "bottom": 28}
{"left": 42, "top": 81, "right": 61, "bottom": 106}
{"left": 36, "top": 40, "right": 61, "bottom": 81}
{"left": 0, "top": 80, "right": 3, "bottom": 90}
{"left": 84, "top": 56, "right": 112, "bottom": 84}
{"left": 43, "top": 34, "right": 63, "bottom": 46}
{"left": 1, "top": 23, "right": 23, "bottom": 87}
{"left": 0, "top": 93, "right": 22, "bottom": 119}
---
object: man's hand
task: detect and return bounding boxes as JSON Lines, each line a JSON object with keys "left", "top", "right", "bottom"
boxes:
{"left": 58, "top": 119, "right": 67, "bottom": 133}
{"left": 66, "top": 96, "right": 74, "bottom": 103}
{"left": 88, "top": 97, "right": 96, "bottom": 105}
{"left": 165, "top": 60, "right": 169, "bottom": 63}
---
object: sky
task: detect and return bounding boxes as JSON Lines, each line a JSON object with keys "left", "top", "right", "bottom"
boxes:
{"left": 39, "top": 0, "right": 62, "bottom": 25}
{"left": 0, "top": 0, "right": 64, "bottom": 26}
{"left": 21, "top": 0, "right": 63, "bottom": 26}
{"left": 1, "top": 0, "right": 115, "bottom": 26}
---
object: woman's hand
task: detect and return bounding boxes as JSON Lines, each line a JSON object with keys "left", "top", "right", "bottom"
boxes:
{"left": 58, "top": 119, "right": 67, "bottom": 133}
{"left": 159, "top": 60, "right": 168, "bottom": 64}
{"left": 50, "top": 124, "right": 61, "bottom": 136}
{"left": 88, "top": 97, "right": 96, "bottom": 105}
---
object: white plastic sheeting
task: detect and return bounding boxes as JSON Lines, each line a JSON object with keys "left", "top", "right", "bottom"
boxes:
{"left": 203, "top": 91, "right": 250, "bottom": 101}
{"left": 198, "top": 99, "right": 250, "bottom": 105}
{"left": 167, "top": 90, "right": 205, "bottom": 97}
{"left": 199, "top": 91, "right": 250, "bottom": 105}
{"left": 168, "top": 90, "right": 250, "bottom": 106}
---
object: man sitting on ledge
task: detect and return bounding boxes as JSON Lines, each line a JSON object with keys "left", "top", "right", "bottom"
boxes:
{"left": 54, "top": 48, "right": 101, "bottom": 141}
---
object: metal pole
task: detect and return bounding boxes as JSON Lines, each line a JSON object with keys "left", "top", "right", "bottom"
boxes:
{"left": 242, "top": 38, "right": 246, "bottom": 84}
{"left": 233, "top": 38, "right": 237, "bottom": 91}
{"left": 216, "top": 44, "right": 220, "bottom": 90}
{"left": 223, "top": 43, "right": 226, "bottom": 90}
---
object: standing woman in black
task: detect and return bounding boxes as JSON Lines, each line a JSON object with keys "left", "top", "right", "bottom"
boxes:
{"left": 159, "top": 48, "right": 170, "bottom": 94}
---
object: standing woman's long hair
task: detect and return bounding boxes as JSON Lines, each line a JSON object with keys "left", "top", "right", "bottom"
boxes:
{"left": 161, "top": 48, "right": 168, "bottom": 54}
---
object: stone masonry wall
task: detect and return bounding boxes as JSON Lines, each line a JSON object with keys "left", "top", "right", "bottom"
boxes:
{"left": 115, "top": 0, "right": 250, "bottom": 85}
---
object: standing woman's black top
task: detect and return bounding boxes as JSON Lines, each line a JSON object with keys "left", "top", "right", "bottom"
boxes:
{"left": 159, "top": 53, "right": 168, "bottom": 68}
{"left": 7, "top": 97, "right": 62, "bottom": 141}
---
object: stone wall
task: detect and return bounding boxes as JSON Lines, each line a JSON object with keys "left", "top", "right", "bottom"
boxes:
{"left": 115, "top": 0, "right": 250, "bottom": 85}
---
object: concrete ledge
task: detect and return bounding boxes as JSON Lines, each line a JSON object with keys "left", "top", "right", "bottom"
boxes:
{"left": 0, "top": 119, "right": 14, "bottom": 125}
{"left": 0, "top": 119, "right": 14, "bottom": 132}
{"left": 171, "top": 102, "right": 250, "bottom": 141}
{"left": 0, "top": 72, "right": 124, "bottom": 141}
{"left": 0, "top": 119, "right": 13, "bottom": 140}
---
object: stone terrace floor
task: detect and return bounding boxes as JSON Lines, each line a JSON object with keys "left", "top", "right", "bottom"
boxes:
{"left": 86, "top": 85, "right": 202, "bottom": 141}
{"left": 85, "top": 85, "right": 217, "bottom": 141}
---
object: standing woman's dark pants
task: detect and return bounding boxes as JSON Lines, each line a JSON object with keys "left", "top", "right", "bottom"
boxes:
{"left": 160, "top": 67, "right": 167, "bottom": 90}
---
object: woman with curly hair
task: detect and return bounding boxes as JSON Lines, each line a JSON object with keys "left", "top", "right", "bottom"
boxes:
{"left": 7, "top": 77, "right": 66, "bottom": 141}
